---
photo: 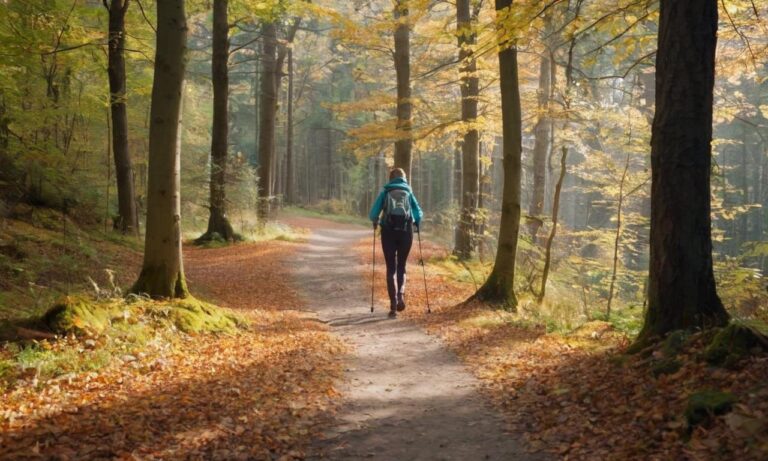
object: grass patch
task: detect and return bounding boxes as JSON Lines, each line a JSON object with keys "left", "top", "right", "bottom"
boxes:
{"left": 188, "top": 221, "right": 308, "bottom": 246}
{"left": 282, "top": 206, "right": 369, "bottom": 226}
{"left": 251, "top": 221, "right": 309, "bottom": 243}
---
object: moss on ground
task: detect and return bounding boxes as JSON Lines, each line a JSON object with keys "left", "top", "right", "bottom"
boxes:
{"left": 43, "top": 296, "right": 115, "bottom": 334}
{"left": 651, "top": 357, "right": 682, "bottom": 377}
{"left": 38, "top": 295, "right": 245, "bottom": 336}
{"left": 685, "top": 390, "right": 737, "bottom": 429}
{"left": 0, "top": 294, "right": 247, "bottom": 390}
{"left": 660, "top": 330, "right": 688, "bottom": 358}
{"left": 162, "top": 298, "right": 244, "bottom": 334}
{"left": 703, "top": 322, "right": 768, "bottom": 367}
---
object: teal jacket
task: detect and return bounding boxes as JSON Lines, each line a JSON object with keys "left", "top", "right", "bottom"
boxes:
{"left": 369, "top": 177, "right": 423, "bottom": 226}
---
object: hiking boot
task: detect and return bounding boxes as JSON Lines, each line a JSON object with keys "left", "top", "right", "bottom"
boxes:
{"left": 388, "top": 309, "right": 397, "bottom": 319}
{"left": 396, "top": 294, "right": 406, "bottom": 312}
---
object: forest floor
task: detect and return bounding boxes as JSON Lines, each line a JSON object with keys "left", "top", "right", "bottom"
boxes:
{"left": 1, "top": 217, "right": 345, "bottom": 460}
{"left": 2, "top": 211, "right": 767, "bottom": 460}
{"left": 352, "top": 224, "right": 768, "bottom": 460}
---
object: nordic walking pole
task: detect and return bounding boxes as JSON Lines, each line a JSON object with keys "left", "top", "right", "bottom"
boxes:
{"left": 371, "top": 224, "right": 376, "bottom": 312}
{"left": 416, "top": 224, "right": 431, "bottom": 314}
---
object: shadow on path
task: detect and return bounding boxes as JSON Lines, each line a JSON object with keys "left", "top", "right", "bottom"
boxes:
{"left": 290, "top": 225, "right": 541, "bottom": 460}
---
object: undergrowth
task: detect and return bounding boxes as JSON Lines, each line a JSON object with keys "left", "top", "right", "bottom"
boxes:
{"left": 0, "top": 294, "right": 247, "bottom": 392}
{"left": 423, "top": 251, "right": 644, "bottom": 336}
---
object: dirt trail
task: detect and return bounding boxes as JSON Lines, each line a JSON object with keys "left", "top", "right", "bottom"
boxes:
{"left": 288, "top": 218, "right": 536, "bottom": 460}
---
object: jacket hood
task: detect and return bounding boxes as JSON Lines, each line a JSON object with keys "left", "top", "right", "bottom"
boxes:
{"left": 383, "top": 177, "right": 412, "bottom": 192}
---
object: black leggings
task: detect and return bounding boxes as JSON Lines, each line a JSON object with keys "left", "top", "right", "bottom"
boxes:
{"left": 380, "top": 226, "right": 413, "bottom": 307}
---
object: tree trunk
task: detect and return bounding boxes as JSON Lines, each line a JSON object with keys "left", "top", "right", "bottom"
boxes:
{"left": 105, "top": 0, "right": 138, "bottom": 236}
{"left": 258, "top": 22, "right": 277, "bottom": 220}
{"left": 198, "top": 0, "right": 236, "bottom": 243}
{"left": 634, "top": 0, "right": 728, "bottom": 345}
{"left": 131, "top": 0, "right": 189, "bottom": 299}
{"left": 537, "top": 146, "right": 567, "bottom": 304}
{"left": 453, "top": 146, "right": 462, "bottom": 205}
{"left": 473, "top": 0, "right": 521, "bottom": 309}
{"left": 528, "top": 51, "right": 553, "bottom": 243}
{"left": 257, "top": 19, "right": 300, "bottom": 220}
{"left": 454, "top": 0, "right": 480, "bottom": 259}
{"left": 393, "top": 0, "right": 412, "bottom": 178}
{"left": 252, "top": 39, "right": 260, "bottom": 168}
{"left": 606, "top": 153, "right": 630, "bottom": 318}
{"left": 285, "top": 48, "right": 295, "bottom": 205}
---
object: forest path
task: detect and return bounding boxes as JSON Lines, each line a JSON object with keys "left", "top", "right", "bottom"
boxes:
{"left": 286, "top": 217, "right": 536, "bottom": 460}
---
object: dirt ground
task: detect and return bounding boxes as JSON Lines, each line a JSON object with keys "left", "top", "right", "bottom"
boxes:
{"left": 287, "top": 219, "right": 540, "bottom": 460}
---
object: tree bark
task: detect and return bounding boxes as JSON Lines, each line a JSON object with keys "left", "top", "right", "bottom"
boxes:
{"left": 257, "top": 21, "right": 278, "bottom": 220}
{"left": 528, "top": 51, "right": 553, "bottom": 243}
{"left": 285, "top": 48, "right": 295, "bottom": 204}
{"left": 131, "top": 0, "right": 189, "bottom": 299}
{"left": 453, "top": 146, "right": 462, "bottom": 205}
{"left": 635, "top": 0, "right": 728, "bottom": 345}
{"left": 472, "top": 0, "right": 521, "bottom": 309}
{"left": 393, "top": 0, "right": 412, "bottom": 178}
{"left": 105, "top": 0, "right": 139, "bottom": 236}
{"left": 198, "top": 0, "right": 236, "bottom": 243}
{"left": 257, "top": 19, "right": 300, "bottom": 220}
{"left": 252, "top": 39, "right": 260, "bottom": 168}
{"left": 537, "top": 146, "right": 567, "bottom": 304}
{"left": 454, "top": 0, "right": 480, "bottom": 259}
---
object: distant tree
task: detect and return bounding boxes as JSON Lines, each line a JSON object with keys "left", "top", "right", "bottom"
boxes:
{"left": 284, "top": 47, "right": 295, "bottom": 204}
{"left": 634, "top": 0, "right": 729, "bottom": 345}
{"left": 104, "top": 0, "right": 139, "bottom": 235}
{"left": 527, "top": 35, "right": 553, "bottom": 243}
{"left": 472, "top": 0, "right": 521, "bottom": 309}
{"left": 257, "top": 15, "right": 300, "bottom": 220}
{"left": 131, "top": 0, "right": 189, "bottom": 298}
{"left": 198, "top": 0, "right": 237, "bottom": 243}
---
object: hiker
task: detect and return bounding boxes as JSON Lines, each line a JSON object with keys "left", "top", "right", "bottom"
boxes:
{"left": 369, "top": 168, "right": 423, "bottom": 318}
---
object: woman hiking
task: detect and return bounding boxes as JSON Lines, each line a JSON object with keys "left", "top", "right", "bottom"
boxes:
{"left": 369, "top": 168, "right": 423, "bottom": 318}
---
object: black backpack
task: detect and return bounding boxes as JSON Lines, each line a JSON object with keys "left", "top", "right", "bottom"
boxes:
{"left": 383, "top": 189, "right": 412, "bottom": 231}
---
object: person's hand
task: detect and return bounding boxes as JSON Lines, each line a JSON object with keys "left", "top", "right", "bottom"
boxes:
{"left": 415, "top": 222, "right": 420, "bottom": 233}
{"left": 372, "top": 221, "right": 378, "bottom": 230}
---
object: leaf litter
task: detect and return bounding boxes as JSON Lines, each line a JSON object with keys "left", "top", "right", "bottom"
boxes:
{"left": 355, "top": 234, "right": 768, "bottom": 460}
{"left": 1, "top": 240, "right": 346, "bottom": 460}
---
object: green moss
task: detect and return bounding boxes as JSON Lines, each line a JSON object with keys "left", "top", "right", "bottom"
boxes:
{"left": 42, "top": 296, "right": 116, "bottom": 335}
{"left": 685, "top": 390, "right": 736, "bottom": 429}
{"left": 703, "top": 322, "right": 768, "bottom": 367}
{"left": 661, "top": 330, "right": 688, "bottom": 358}
{"left": 165, "top": 298, "right": 243, "bottom": 334}
{"left": 651, "top": 358, "right": 682, "bottom": 377}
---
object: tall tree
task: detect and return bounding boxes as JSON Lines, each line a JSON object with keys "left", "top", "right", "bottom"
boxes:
{"left": 472, "top": 0, "right": 521, "bottom": 309}
{"left": 198, "top": 0, "right": 237, "bottom": 242}
{"left": 528, "top": 47, "right": 553, "bottom": 242}
{"left": 634, "top": 0, "right": 729, "bottom": 344}
{"left": 285, "top": 47, "right": 295, "bottom": 204}
{"left": 257, "top": 17, "right": 300, "bottom": 220}
{"left": 131, "top": 0, "right": 189, "bottom": 298}
{"left": 393, "top": 0, "right": 412, "bottom": 178}
{"left": 257, "top": 21, "right": 278, "bottom": 220}
{"left": 104, "top": 0, "right": 139, "bottom": 235}
{"left": 454, "top": 0, "right": 480, "bottom": 259}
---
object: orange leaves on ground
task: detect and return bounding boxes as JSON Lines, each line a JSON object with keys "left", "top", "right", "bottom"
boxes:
{"left": 1, "top": 240, "right": 346, "bottom": 460}
{"left": 184, "top": 241, "right": 305, "bottom": 312}
{"left": 355, "top": 234, "right": 768, "bottom": 460}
